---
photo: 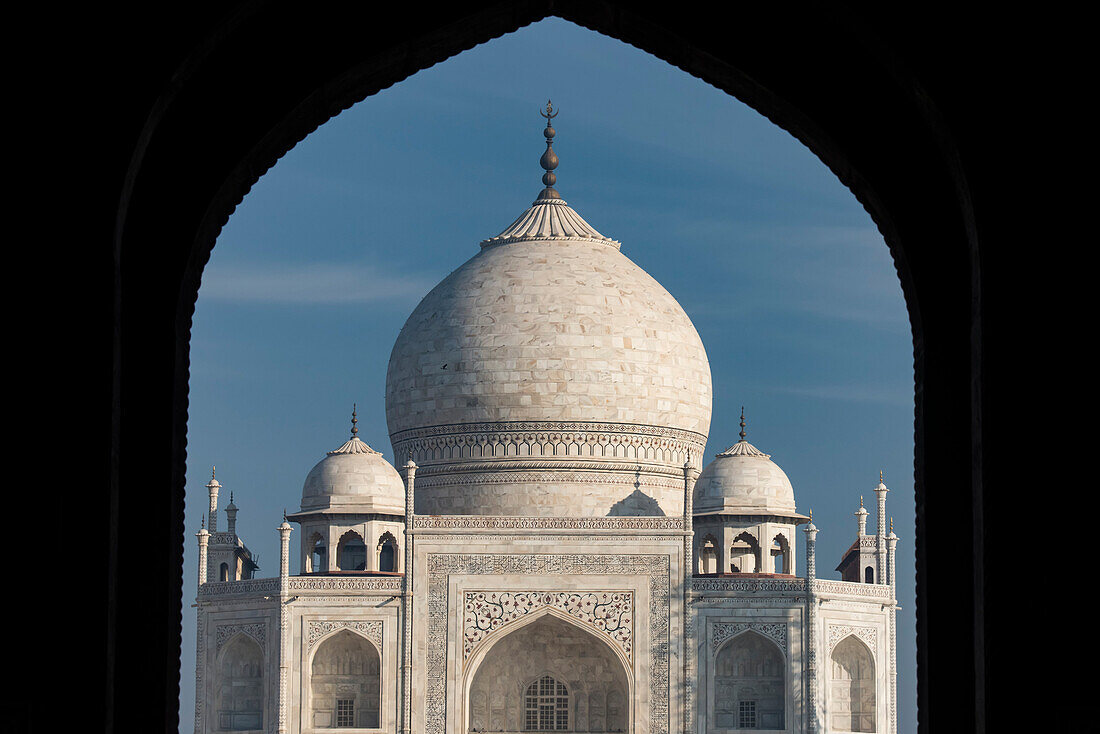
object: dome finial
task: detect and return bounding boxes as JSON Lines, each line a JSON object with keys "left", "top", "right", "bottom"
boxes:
{"left": 890, "top": 516, "right": 894, "bottom": 532}
{"left": 351, "top": 403, "right": 358, "bottom": 437}
{"left": 880, "top": 469, "right": 884, "bottom": 483}
{"left": 739, "top": 406, "right": 747, "bottom": 441}
{"left": 537, "top": 100, "right": 560, "bottom": 200}
{"left": 860, "top": 495, "right": 864, "bottom": 507}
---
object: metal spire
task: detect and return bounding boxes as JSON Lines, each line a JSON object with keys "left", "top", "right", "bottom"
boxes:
{"left": 537, "top": 100, "right": 560, "bottom": 200}
{"left": 351, "top": 403, "right": 358, "bottom": 437}
{"left": 739, "top": 406, "right": 747, "bottom": 441}
{"left": 880, "top": 469, "right": 884, "bottom": 483}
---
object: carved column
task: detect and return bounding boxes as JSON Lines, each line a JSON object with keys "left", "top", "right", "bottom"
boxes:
{"left": 682, "top": 458, "right": 698, "bottom": 734}
{"left": 206, "top": 471, "right": 220, "bottom": 533}
{"left": 277, "top": 520, "right": 292, "bottom": 734}
{"left": 804, "top": 517, "right": 819, "bottom": 734}
{"left": 197, "top": 524, "right": 210, "bottom": 587}
{"left": 874, "top": 477, "right": 889, "bottom": 584}
{"left": 194, "top": 603, "right": 206, "bottom": 734}
{"left": 887, "top": 527, "right": 898, "bottom": 734}
{"left": 401, "top": 460, "right": 417, "bottom": 734}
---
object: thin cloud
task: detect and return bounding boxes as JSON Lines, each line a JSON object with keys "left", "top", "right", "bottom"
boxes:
{"left": 767, "top": 383, "right": 913, "bottom": 407}
{"left": 199, "top": 262, "right": 437, "bottom": 304}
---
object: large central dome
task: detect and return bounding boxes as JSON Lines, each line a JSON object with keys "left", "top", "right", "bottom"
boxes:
{"left": 385, "top": 107, "right": 711, "bottom": 516}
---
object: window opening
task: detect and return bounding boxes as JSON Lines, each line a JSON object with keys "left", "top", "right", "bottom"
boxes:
{"left": 335, "top": 699, "right": 354, "bottom": 727}
{"left": 524, "top": 675, "right": 568, "bottom": 731}
{"left": 739, "top": 700, "right": 757, "bottom": 729}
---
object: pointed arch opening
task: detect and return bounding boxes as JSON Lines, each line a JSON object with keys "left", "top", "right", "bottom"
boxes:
{"left": 335, "top": 531, "right": 366, "bottom": 572}
{"left": 307, "top": 532, "right": 326, "bottom": 573}
{"left": 309, "top": 628, "right": 381, "bottom": 729}
{"left": 713, "top": 630, "right": 785, "bottom": 730}
{"left": 699, "top": 534, "right": 720, "bottom": 575}
{"left": 731, "top": 532, "right": 761, "bottom": 574}
{"left": 376, "top": 531, "right": 397, "bottom": 573}
{"left": 830, "top": 635, "right": 876, "bottom": 732}
{"left": 465, "top": 612, "right": 631, "bottom": 733}
{"left": 770, "top": 533, "right": 790, "bottom": 575}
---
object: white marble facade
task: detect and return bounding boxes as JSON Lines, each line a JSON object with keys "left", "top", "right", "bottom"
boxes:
{"left": 193, "top": 120, "right": 899, "bottom": 734}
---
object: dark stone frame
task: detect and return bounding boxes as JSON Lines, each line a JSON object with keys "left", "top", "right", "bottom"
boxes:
{"left": 55, "top": 1, "right": 1043, "bottom": 732}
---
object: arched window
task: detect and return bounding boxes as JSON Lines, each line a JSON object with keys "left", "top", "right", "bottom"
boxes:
{"left": 830, "top": 636, "right": 876, "bottom": 731}
{"left": 731, "top": 532, "right": 761, "bottom": 573}
{"left": 699, "top": 535, "right": 719, "bottom": 574}
{"left": 308, "top": 535, "right": 326, "bottom": 573}
{"left": 310, "top": 629, "right": 380, "bottom": 728}
{"left": 336, "top": 531, "right": 366, "bottom": 571}
{"left": 771, "top": 534, "right": 790, "bottom": 575}
{"left": 216, "top": 635, "right": 263, "bottom": 731}
{"left": 219, "top": 562, "right": 230, "bottom": 582}
{"left": 524, "top": 675, "right": 569, "bottom": 731}
{"left": 714, "top": 631, "right": 785, "bottom": 729}
{"left": 377, "top": 532, "right": 397, "bottom": 573}
{"left": 864, "top": 566, "right": 875, "bottom": 584}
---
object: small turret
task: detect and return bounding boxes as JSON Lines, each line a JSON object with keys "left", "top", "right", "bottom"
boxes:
{"left": 855, "top": 495, "right": 869, "bottom": 537}
{"left": 225, "top": 491, "right": 238, "bottom": 535}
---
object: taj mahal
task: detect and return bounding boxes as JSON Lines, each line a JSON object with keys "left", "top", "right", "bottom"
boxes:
{"left": 192, "top": 103, "right": 899, "bottom": 734}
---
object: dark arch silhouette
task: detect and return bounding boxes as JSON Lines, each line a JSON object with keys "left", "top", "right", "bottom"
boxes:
{"left": 82, "top": 3, "right": 1027, "bottom": 733}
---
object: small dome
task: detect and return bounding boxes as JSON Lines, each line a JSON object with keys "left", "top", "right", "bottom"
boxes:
{"left": 694, "top": 438, "right": 797, "bottom": 515}
{"left": 300, "top": 435, "right": 405, "bottom": 515}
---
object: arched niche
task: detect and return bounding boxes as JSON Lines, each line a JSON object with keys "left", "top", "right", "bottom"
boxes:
{"left": 309, "top": 629, "right": 381, "bottom": 729}
{"left": 215, "top": 634, "right": 264, "bottom": 732}
{"left": 830, "top": 635, "right": 876, "bottom": 732}
{"left": 713, "top": 630, "right": 785, "bottom": 730}
{"left": 465, "top": 612, "right": 631, "bottom": 733}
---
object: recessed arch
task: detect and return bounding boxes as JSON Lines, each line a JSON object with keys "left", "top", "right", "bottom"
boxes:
{"left": 830, "top": 635, "right": 877, "bottom": 732}
{"left": 713, "top": 629, "right": 786, "bottom": 730}
{"left": 463, "top": 608, "right": 632, "bottom": 733}
{"left": 215, "top": 633, "right": 264, "bottom": 732}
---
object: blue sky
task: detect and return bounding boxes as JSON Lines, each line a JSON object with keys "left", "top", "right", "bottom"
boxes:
{"left": 181, "top": 17, "right": 915, "bottom": 733}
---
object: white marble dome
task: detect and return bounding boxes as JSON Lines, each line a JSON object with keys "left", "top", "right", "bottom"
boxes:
{"left": 300, "top": 433, "right": 405, "bottom": 515}
{"left": 385, "top": 189, "right": 712, "bottom": 517}
{"left": 694, "top": 437, "right": 798, "bottom": 515}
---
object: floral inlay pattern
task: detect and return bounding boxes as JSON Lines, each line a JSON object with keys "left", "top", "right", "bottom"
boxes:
{"left": 463, "top": 591, "right": 633, "bottom": 661}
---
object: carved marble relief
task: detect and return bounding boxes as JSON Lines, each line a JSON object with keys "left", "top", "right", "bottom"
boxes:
{"left": 463, "top": 590, "right": 633, "bottom": 661}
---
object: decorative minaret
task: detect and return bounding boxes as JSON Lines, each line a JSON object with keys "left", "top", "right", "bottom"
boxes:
{"left": 875, "top": 471, "right": 889, "bottom": 585}
{"left": 206, "top": 467, "right": 220, "bottom": 533}
{"left": 682, "top": 453, "right": 698, "bottom": 734}
{"left": 277, "top": 511, "right": 292, "bottom": 734}
{"left": 855, "top": 495, "right": 869, "bottom": 537}
{"left": 225, "top": 491, "right": 238, "bottom": 536}
{"left": 196, "top": 515, "right": 209, "bottom": 587}
{"left": 804, "top": 510, "right": 819, "bottom": 734}
{"left": 886, "top": 517, "right": 899, "bottom": 734}
{"left": 537, "top": 99, "right": 560, "bottom": 200}
{"left": 401, "top": 457, "right": 417, "bottom": 734}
